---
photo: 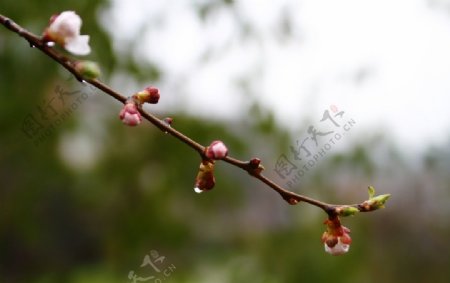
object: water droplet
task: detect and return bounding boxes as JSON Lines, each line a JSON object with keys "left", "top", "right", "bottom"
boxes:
{"left": 288, "top": 198, "right": 299, "bottom": 205}
{"left": 162, "top": 117, "right": 173, "bottom": 133}
{"left": 194, "top": 187, "right": 203, "bottom": 194}
{"left": 163, "top": 117, "right": 173, "bottom": 125}
{"left": 46, "top": 41, "right": 55, "bottom": 47}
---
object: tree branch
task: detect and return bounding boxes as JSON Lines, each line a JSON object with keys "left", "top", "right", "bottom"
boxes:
{"left": 0, "top": 14, "right": 383, "bottom": 216}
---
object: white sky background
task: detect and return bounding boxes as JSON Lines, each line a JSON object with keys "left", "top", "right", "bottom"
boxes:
{"left": 100, "top": 0, "right": 450, "bottom": 153}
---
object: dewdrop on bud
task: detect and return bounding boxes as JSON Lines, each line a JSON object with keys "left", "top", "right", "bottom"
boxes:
{"left": 163, "top": 117, "right": 173, "bottom": 126}
{"left": 163, "top": 117, "right": 173, "bottom": 134}
{"left": 205, "top": 140, "right": 228, "bottom": 160}
{"left": 193, "top": 160, "right": 216, "bottom": 193}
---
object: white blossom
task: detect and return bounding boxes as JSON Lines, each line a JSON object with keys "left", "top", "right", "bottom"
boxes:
{"left": 44, "top": 11, "right": 91, "bottom": 55}
{"left": 324, "top": 238, "right": 350, "bottom": 256}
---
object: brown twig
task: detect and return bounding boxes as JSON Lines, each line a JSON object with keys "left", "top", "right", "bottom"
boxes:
{"left": 0, "top": 14, "right": 378, "bottom": 216}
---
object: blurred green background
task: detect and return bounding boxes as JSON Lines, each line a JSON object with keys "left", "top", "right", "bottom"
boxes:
{"left": 1, "top": 0, "right": 450, "bottom": 282}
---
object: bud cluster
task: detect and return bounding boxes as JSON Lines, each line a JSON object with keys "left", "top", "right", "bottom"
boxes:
{"left": 192, "top": 141, "right": 230, "bottom": 193}
{"left": 119, "top": 86, "right": 161, "bottom": 127}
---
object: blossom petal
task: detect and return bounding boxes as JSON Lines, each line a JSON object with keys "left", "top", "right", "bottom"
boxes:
{"left": 122, "top": 112, "right": 141, "bottom": 126}
{"left": 119, "top": 102, "right": 142, "bottom": 126}
{"left": 65, "top": 35, "right": 91, "bottom": 56}
{"left": 324, "top": 238, "right": 350, "bottom": 256}
{"left": 44, "top": 11, "right": 91, "bottom": 55}
{"left": 49, "top": 11, "right": 81, "bottom": 38}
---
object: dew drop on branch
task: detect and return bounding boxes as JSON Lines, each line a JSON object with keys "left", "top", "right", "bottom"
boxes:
{"left": 162, "top": 117, "right": 173, "bottom": 134}
{"left": 194, "top": 187, "right": 203, "bottom": 194}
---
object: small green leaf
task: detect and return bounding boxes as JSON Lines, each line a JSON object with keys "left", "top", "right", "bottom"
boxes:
{"left": 368, "top": 185, "right": 376, "bottom": 199}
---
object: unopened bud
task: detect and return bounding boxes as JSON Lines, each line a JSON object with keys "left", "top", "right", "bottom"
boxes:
{"left": 74, "top": 60, "right": 101, "bottom": 79}
{"left": 249, "top": 158, "right": 264, "bottom": 175}
{"left": 249, "top": 158, "right": 261, "bottom": 168}
{"left": 133, "top": 86, "right": 160, "bottom": 104}
{"left": 363, "top": 194, "right": 391, "bottom": 211}
{"left": 119, "top": 100, "right": 141, "bottom": 126}
{"left": 336, "top": 206, "right": 359, "bottom": 217}
{"left": 194, "top": 160, "right": 216, "bottom": 193}
{"left": 205, "top": 140, "right": 228, "bottom": 160}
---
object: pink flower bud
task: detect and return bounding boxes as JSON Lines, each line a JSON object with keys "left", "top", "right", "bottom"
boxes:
{"left": 133, "top": 86, "right": 160, "bottom": 104}
{"left": 146, "top": 87, "right": 160, "bottom": 104}
{"left": 43, "top": 11, "right": 91, "bottom": 55}
{"left": 119, "top": 102, "right": 142, "bottom": 126}
{"left": 194, "top": 161, "right": 216, "bottom": 193}
{"left": 321, "top": 217, "right": 352, "bottom": 256}
{"left": 205, "top": 140, "right": 228, "bottom": 160}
